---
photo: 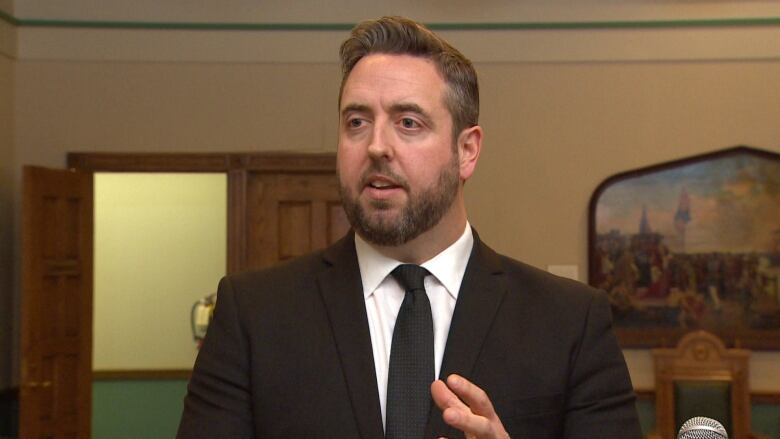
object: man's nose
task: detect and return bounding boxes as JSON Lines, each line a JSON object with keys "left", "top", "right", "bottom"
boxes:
{"left": 366, "top": 123, "right": 394, "bottom": 161}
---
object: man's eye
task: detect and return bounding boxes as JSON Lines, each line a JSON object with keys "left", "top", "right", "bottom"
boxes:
{"left": 348, "top": 118, "right": 364, "bottom": 128}
{"left": 400, "top": 118, "right": 419, "bottom": 129}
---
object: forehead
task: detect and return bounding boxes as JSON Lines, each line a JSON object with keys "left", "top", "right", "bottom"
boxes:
{"left": 340, "top": 53, "right": 447, "bottom": 110}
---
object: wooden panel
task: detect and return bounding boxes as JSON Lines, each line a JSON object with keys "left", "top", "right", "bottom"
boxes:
{"left": 41, "top": 198, "right": 58, "bottom": 259}
{"left": 67, "top": 153, "right": 234, "bottom": 172}
{"left": 55, "top": 355, "right": 79, "bottom": 418}
{"left": 227, "top": 169, "right": 248, "bottom": 274}
{"left": 21, "top": 166, "right": 93, "bottom": 439}
{"left": 38, "top": 356, "right": 53, "bottom": 421}
{"left": 67, "top": 152, "right": 336, "bottom": 173}
{"left": 278, "top": 201, "right": 312, "bottom": 261}
{"left": 63, "top": 277, "right": 81, "bottom": 337}
{"left": 245, "top": 171, "right": 344, "bottom": 270}
{"left": 328, "top": 201, "right": 350, "bottom": 245}
{"left": 64, "top": 198, "right": 81, "bottom": 259}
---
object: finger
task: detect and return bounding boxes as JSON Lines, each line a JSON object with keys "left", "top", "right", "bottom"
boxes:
{"left": 433, "top": 378, "right": 494, "bottom": 437}
{"left": 431, "top": 379, "right": 468, "bottom": 412}
{"left": 445, "top": 374, "right": 498, "bottom": 419}
{"left": 442, "top": 406, "right": 493, "bottom": 436}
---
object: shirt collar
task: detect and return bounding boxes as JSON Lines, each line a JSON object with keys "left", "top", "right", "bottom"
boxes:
{"left": 355, "top": 223, "right": 474, "bottom": 300}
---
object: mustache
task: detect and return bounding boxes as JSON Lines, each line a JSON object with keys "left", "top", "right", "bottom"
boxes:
{"left": 359, "top": 161, "right": 409, "bottom": 191}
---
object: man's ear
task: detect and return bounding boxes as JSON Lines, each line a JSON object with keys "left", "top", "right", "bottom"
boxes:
{"left": 457, "top": 125, "right": 483, "bottom": 181}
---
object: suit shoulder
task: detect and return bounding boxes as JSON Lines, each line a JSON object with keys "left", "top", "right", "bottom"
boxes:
{"left": 494, "top": 252, "right": 603, "bottom": 306}
{"left": 222, "top": 250, "right": 326, "bottom": 295}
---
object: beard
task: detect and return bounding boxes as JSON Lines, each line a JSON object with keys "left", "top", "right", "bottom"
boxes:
{"left": 339, "top": 153, "right": 460, "bottom": 247}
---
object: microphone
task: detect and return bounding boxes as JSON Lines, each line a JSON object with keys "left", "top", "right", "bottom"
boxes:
{"left": 677, "top": 417, "right": 728, "bottom": 439}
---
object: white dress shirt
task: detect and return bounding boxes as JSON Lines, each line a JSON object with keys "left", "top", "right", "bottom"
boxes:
{"left": 354, "top": 223, "right": 474, "bottom": 428}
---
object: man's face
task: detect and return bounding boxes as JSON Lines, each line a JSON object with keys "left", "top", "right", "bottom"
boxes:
{"left": 337, "top": 54, "right": 461, "bottom": 246}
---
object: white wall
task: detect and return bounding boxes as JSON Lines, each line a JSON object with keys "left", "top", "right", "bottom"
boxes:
{"left": 93, "top": 173, "right": 226, "bottom": 370}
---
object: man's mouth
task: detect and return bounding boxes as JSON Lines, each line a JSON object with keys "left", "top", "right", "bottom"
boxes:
{"left": 368, "top": 180, "right": 399, "bottom": 189}
{"left": 362, "top": 175, "right": 406, "bottom": 199}
{"left": 364, "top": 173, "right": 404, "bottom": 189}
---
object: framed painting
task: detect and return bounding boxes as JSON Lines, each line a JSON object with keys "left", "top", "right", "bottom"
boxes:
{"left": 588, "top": 146, "right": 780, "bottom": 348}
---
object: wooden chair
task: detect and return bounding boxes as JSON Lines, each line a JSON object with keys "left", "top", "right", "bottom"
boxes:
{"left": 649, "top": 330, "right": 753, "bottom": 439}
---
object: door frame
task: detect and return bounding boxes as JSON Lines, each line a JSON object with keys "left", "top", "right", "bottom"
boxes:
{"left": 69, "top": 151, "right": 337, "bottom": 382}
{"left": 67, "top": 151, "right": 336, "bottom": 274}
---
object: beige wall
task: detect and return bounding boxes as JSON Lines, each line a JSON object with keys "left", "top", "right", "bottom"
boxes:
{"left": 4, "top": 4, "right": 780, "bottom": 391}
{"left": 13, "top": 62, "right": 340, "bottom": 161}
{"left": 14, "top": 59, "right": 780, "bottom": 273}
{"left": 467, "top": 61, "right": 780, "bottom": 390}
{"left": 470, "top": 61, "right": 780, "bottom": 269}
{"left": 12, "top": 55, "right": 780, "bottom": 390}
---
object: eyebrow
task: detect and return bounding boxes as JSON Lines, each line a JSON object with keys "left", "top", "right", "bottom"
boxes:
{"left": 340, "top": 103, "right": 371, "bottom": 119}
{"left": 390, "top": 103, "right": 435, "bottom": 127}
{"left": 390, "top": 103, "right": 427, "bottom": 117}
{"left": 340, "top": 101, "right": 435, "bottom": 127}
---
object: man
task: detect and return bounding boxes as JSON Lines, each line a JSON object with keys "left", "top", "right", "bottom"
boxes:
{"left": 178, "top": 16, "right": 641, "bottom": 439}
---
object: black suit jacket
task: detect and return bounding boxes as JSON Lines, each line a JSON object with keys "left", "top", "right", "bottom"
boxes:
{"left": 177, "top": 232, "right": 641, "bottom": 438}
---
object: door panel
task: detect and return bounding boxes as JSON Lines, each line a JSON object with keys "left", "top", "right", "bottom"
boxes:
{"left": 245, "top": 172, "right": 349, "bottom": 270}
{"left": 21, "top": 166, "right": 93, "bottom": 439}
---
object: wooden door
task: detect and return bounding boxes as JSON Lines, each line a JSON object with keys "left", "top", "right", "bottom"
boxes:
{"left": 244, "top": 171, "right": 350, "bottom": 270}
{"left": 20, "top": 166, "right": 93, "bottom": 439}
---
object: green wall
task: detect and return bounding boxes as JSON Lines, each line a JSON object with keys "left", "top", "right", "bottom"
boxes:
{"left": 754, "top": 404, "right": 780, "bottom": 439}
{"left": 92, "top": 380, "right": 188, "bottom": 439}
{"left": 635, "top": 398, "right": 780, "bottom": 439}
{"left": 637, "top": 399, "right": 655, "bottom": 437}
{"left": 91, "top": 381, "right": 780, "bottom": 439}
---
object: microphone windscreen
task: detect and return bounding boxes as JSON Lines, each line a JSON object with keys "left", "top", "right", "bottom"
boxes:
{"left": 678, "top": 416, "right": 728, "bottom": 439}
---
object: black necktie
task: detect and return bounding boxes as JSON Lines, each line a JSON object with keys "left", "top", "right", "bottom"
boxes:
{"left": 385, "top": 264, "right": 434, "bottom": 439}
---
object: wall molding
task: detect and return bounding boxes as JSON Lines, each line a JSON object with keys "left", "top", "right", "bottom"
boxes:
{"left": 0, "top": 12, "right": 15, "bottom": 58}
{"left": 2, "top": 11, "right": 780, "bottom": 31}
{"left": 635, "top": 388, "right": 780, "bottom": 405}
{"left": 67, "top": 152, "right": 336, "bottom": 172}
{"left": 13, "top": 17, "right": 780, "bottom": 31}
{"left": 92, "top": 369, "right": 191, "bottom": 381}
{"left": 90, "top": 373, "right": 780, "bottom": 403}
{"left": 84, "top": 377, "right": 780, "bottom": 404}
{"left": 0, "top": 9, "right": 16, "bottom": 26}
{"left": 6, "top": 8, "right": 780, "bottom": 63}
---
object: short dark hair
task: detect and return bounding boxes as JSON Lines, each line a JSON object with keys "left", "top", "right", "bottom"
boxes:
{"left": 339, "top": 16, "right": 479, "bottom": 139}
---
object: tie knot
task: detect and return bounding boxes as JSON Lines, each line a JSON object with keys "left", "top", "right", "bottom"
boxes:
{"left": 391, "top": 264, "right": 430, "bottom": 292}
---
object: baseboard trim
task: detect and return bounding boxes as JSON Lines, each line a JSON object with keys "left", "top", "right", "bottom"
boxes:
{"left": 92, "top": 369, "right": 192, "bottom": 381}
{"left": 635, "top": 388, "right": 780, "bottom": 404}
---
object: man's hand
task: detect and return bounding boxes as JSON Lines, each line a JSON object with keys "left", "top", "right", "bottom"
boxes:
{"left": 430, "top": 374, "right": 510, "bottom": 439}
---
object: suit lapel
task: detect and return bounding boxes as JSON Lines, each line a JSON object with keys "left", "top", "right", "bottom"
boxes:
{"left": 317, "top": 234, "right": 385, "bottom": 439}
{"left": 428, "top": 232, "right": 508, "bottom": 437}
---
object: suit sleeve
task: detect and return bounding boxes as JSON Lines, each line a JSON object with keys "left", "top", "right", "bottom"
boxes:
{"left": 563, "top": 292, "right": 642, "bottom": 439}
{"left": 177, "top": 276, "right": 254, "bottom": 439}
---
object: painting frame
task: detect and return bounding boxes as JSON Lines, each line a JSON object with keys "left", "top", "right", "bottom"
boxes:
{"left": 588, "top": 146, "right": 780, "bottom": 349}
